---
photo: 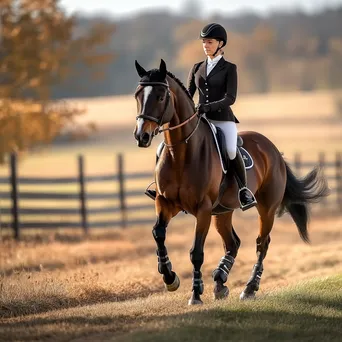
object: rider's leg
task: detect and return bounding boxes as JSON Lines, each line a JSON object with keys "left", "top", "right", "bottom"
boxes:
{"left": 145, "top": 141, "right": 165, "bottom": 200}
{"left": 209, "top": 120, "right": 257, "bottom": 211}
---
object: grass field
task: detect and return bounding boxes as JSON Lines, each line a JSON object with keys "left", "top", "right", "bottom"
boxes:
{"left": 0, "top": 89, "right": 341, "bottom": 341}
{"left": 1, "top": 213, "right": 342, "bottom": 341}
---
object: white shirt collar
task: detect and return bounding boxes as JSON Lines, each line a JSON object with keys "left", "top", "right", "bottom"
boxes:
{"left": 207, "top": 54, "right": 223, "bottom": 65}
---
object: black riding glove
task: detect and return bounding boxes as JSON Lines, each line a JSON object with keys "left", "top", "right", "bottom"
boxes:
{"left": 196, "top": 103, "right": 211, "bottom": 115}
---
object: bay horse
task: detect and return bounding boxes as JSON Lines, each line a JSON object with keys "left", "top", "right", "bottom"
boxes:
{"left": 133, "top": 59, "right": 329, "bottom": 305}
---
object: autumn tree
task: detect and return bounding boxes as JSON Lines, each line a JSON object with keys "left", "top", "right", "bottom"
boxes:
{"left": 0, "top": 0, "right": 115, "bottom": 162}
{"left": 174, "top": 19, "right": 206, "bottom": 70}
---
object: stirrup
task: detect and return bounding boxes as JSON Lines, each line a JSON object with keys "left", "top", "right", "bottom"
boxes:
{"left": 238, "top": 187, "right": 257, "bottom": 211}
{"left": 145, "top": 181, "right": 157, "bottom": 200}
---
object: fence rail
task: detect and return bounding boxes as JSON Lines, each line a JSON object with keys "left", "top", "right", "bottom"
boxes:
{"left": 0, "top": 152, "right": 341, "bottom": 240}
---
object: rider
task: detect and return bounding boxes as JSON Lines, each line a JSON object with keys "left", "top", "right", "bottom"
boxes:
{"left": 145, "top": 23, "right": 257, "bottom": 211}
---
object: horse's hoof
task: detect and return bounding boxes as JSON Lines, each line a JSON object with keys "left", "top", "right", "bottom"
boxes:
{"left": 188, "top": 298, "right": 203, "bottom": 305}
{"left": 188, "top": 292, "right": 203, "bottom": 305}
{"left": 214, "top": 285, "right": 229, "bottom": 300}
{"left": 240, "top": 291, "right": 256, "bottom": 301}
{"left": 165, "top": 273, "right": 180, "bottom": 292}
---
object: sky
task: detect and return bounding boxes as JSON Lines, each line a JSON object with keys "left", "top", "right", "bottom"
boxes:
{"left": 61, "top": 0, "right": 342, "bottom": 17}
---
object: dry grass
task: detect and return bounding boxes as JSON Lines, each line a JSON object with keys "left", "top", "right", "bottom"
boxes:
{"left": 1, "top": 213, "right": 342, "bottom": 341}
{"left": 0, "top": 89, "right": 341, "bottom": 340}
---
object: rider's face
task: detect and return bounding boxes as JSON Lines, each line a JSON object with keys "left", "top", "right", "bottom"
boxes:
{"left": 202, "top": 39, "right": 221, "bottom": 58}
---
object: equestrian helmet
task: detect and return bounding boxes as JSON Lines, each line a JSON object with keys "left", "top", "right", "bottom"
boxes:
{"left": 200, "top": 23, "right": 227, "bottom": 47}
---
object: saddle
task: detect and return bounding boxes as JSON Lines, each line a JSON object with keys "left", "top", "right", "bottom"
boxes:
{"left": 215, "top": 128, "right": 253, "bottom": 171}
{"left": 201, "top": 117, "right": 254, "bottom": 215}
{"left": 202, "top": 117, "right": 254, "bottom": 174}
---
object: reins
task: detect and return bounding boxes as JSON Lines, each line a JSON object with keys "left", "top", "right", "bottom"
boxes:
{"left": 158, "top": 112, "right": 198, "bottom": 133}
{"left": 162, "top": 112, "right": 202, "bottom": 147}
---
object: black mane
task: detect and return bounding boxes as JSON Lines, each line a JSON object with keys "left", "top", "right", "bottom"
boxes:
{"left": 139, "top": 67, "right": 195, "bottom": 110}
{"left": 166, "top": 71, "right": 195, "bottom": 109}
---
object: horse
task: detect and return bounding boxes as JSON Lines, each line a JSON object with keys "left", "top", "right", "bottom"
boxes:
{"left": 133, "top": 59, "right": 329, "bottom": 305}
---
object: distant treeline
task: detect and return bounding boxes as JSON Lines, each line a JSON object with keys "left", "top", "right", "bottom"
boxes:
{"left": 0, "top": 0, "right": 115, "bottom": 162}
{"left": 52, "top": 5, "right": 342, "bottom": 98}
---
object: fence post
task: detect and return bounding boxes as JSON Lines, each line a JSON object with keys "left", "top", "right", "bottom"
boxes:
{"left": 10, "top": 153, "right": 20, "bottom": 240}
{"left": 117, "top": 154, "right": 127, "bottom": 228}
{"left": 78, "top": 155, "right": 88, "bottom": 234}
{"left": 336, "top": 152, "right": 342, "bottom": 211}
{"left": 294, "top": 152, "right": 301, "bottom": 176}
{"left": 318, "top": 152, "right": 327, "bottom": 207}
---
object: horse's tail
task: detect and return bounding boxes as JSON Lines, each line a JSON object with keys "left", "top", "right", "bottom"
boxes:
{"left": 278, "top": 161, "right": 330, "bottom": 243}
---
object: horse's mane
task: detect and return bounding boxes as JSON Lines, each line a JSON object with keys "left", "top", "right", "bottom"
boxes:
{"left": 139, "top": 67, "right": 195, "bottom": 111}
{"left": 166, "top": 71, "right": 195, "bottom": 110}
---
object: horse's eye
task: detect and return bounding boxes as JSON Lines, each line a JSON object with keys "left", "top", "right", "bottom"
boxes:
{"left": 158, "top": 96, "right": 164, "bottom": 102}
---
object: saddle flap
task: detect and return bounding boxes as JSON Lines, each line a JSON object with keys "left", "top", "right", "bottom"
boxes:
{"left": 200, "top": 116, "right": 253, "bottom": 172}
{"left": 239, "top": 147, "right": 253, "bottom": 169}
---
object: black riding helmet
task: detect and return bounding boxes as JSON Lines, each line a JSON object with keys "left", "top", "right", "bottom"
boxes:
{"left": 200, "top": 23, "right": 227, "bottom": 48}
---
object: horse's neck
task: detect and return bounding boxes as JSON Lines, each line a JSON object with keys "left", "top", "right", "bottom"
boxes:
{"left": 163, "top": 82, "right": 201, "bottom": 153}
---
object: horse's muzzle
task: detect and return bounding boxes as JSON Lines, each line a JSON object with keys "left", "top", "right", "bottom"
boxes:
{"left": 135, "top": 132, "right": 152, "bottom": 147}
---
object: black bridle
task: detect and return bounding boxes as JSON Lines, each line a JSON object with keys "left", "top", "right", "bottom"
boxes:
{"left": 135, "top": 81, "right": 171, "bottom": 132}
{"left": 135, "top": 80, "right": 201, "bottom": 146}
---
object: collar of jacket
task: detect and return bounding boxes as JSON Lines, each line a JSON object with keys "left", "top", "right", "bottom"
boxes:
{"left": 199, "top": 56, "right": 226, "bottom": 80}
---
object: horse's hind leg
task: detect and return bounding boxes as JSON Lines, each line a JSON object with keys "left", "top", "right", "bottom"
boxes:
{"left": 240, "top": 205, "right": 274, "bottom": 300}
{"left": 212, "top": 212, "right": 241, "bottom": 300}
{"left": 153, "top": 196, "right": 180, "bottom": 291}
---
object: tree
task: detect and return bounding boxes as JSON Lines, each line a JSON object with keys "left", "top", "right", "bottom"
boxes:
{"left": 0, "top": 0, "right": 115, "bottom": 163}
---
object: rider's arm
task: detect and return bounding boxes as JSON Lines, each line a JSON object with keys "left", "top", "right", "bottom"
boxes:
{"left": 187, "top": 64, "right": 197, "bottom": 98}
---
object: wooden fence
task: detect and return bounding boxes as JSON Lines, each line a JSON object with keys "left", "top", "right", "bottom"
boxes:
{"left": 0, "top": 153, "right": 156, "bottom": 240}
{"left": 0, "top": 152, "right": 341, "bottom": 240}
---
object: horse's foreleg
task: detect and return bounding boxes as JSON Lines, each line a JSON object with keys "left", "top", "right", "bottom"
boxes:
{"left": 153, "top": 196, "right": 180, "bottom": 291}
{"left": 188, "top": 197, "right": 212, "bottom": 305}
{"left": 240, "top": 212, "right": 273, "bottom": 300}
{"left": 212, "top": 213, "right": 241, "bottom": 300}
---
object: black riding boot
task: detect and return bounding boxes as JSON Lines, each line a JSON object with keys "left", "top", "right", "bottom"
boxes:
{"left": 145, "top": 187, "right": 157, "bottom": 200}
{"left": 231, "top": 149, "right": 257, "bottom": 211}
{"left": 145, "top": 142, "right": 164, "bottom": 200}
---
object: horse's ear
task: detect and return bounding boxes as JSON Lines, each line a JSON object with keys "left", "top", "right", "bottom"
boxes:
{"left": 159, "top": 59, "right": 167, "bottom": 79}
{"left": 135, "top": 60, "right": 147, "bottom": 78}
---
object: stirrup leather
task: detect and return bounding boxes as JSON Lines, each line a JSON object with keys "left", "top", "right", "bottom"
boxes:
{"left": 145, "top": 181, "right": 156, "bottom": 192}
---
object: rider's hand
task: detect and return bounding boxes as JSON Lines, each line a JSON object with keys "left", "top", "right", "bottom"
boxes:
{"left": 196, "top": 103, "right": 211, "bottom": 115}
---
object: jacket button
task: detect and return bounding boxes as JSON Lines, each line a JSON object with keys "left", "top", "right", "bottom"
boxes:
{"left": 205, "top": 83, "right": 207, "bottom": 85}
{"left": 206, "top": 100, "right": 209, "bottom": 103}
{"left": 218, "top": 108, "right": 221, "bottom": 112}
{"left": 206, "top": 88, "right": 208, "bottom": 91}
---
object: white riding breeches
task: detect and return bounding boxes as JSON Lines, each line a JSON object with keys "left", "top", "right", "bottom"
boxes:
{"left": 208, "top": 119, "right": 237, "bottom": 160}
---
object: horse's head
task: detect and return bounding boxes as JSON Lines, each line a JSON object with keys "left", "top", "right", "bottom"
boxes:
{"left": 133, "top": 59, "right": 173, "bottom": 147}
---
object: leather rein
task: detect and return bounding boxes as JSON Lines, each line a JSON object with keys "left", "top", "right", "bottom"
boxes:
{"left": 135, "top": 80, "right": 200, "bottom": 146}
